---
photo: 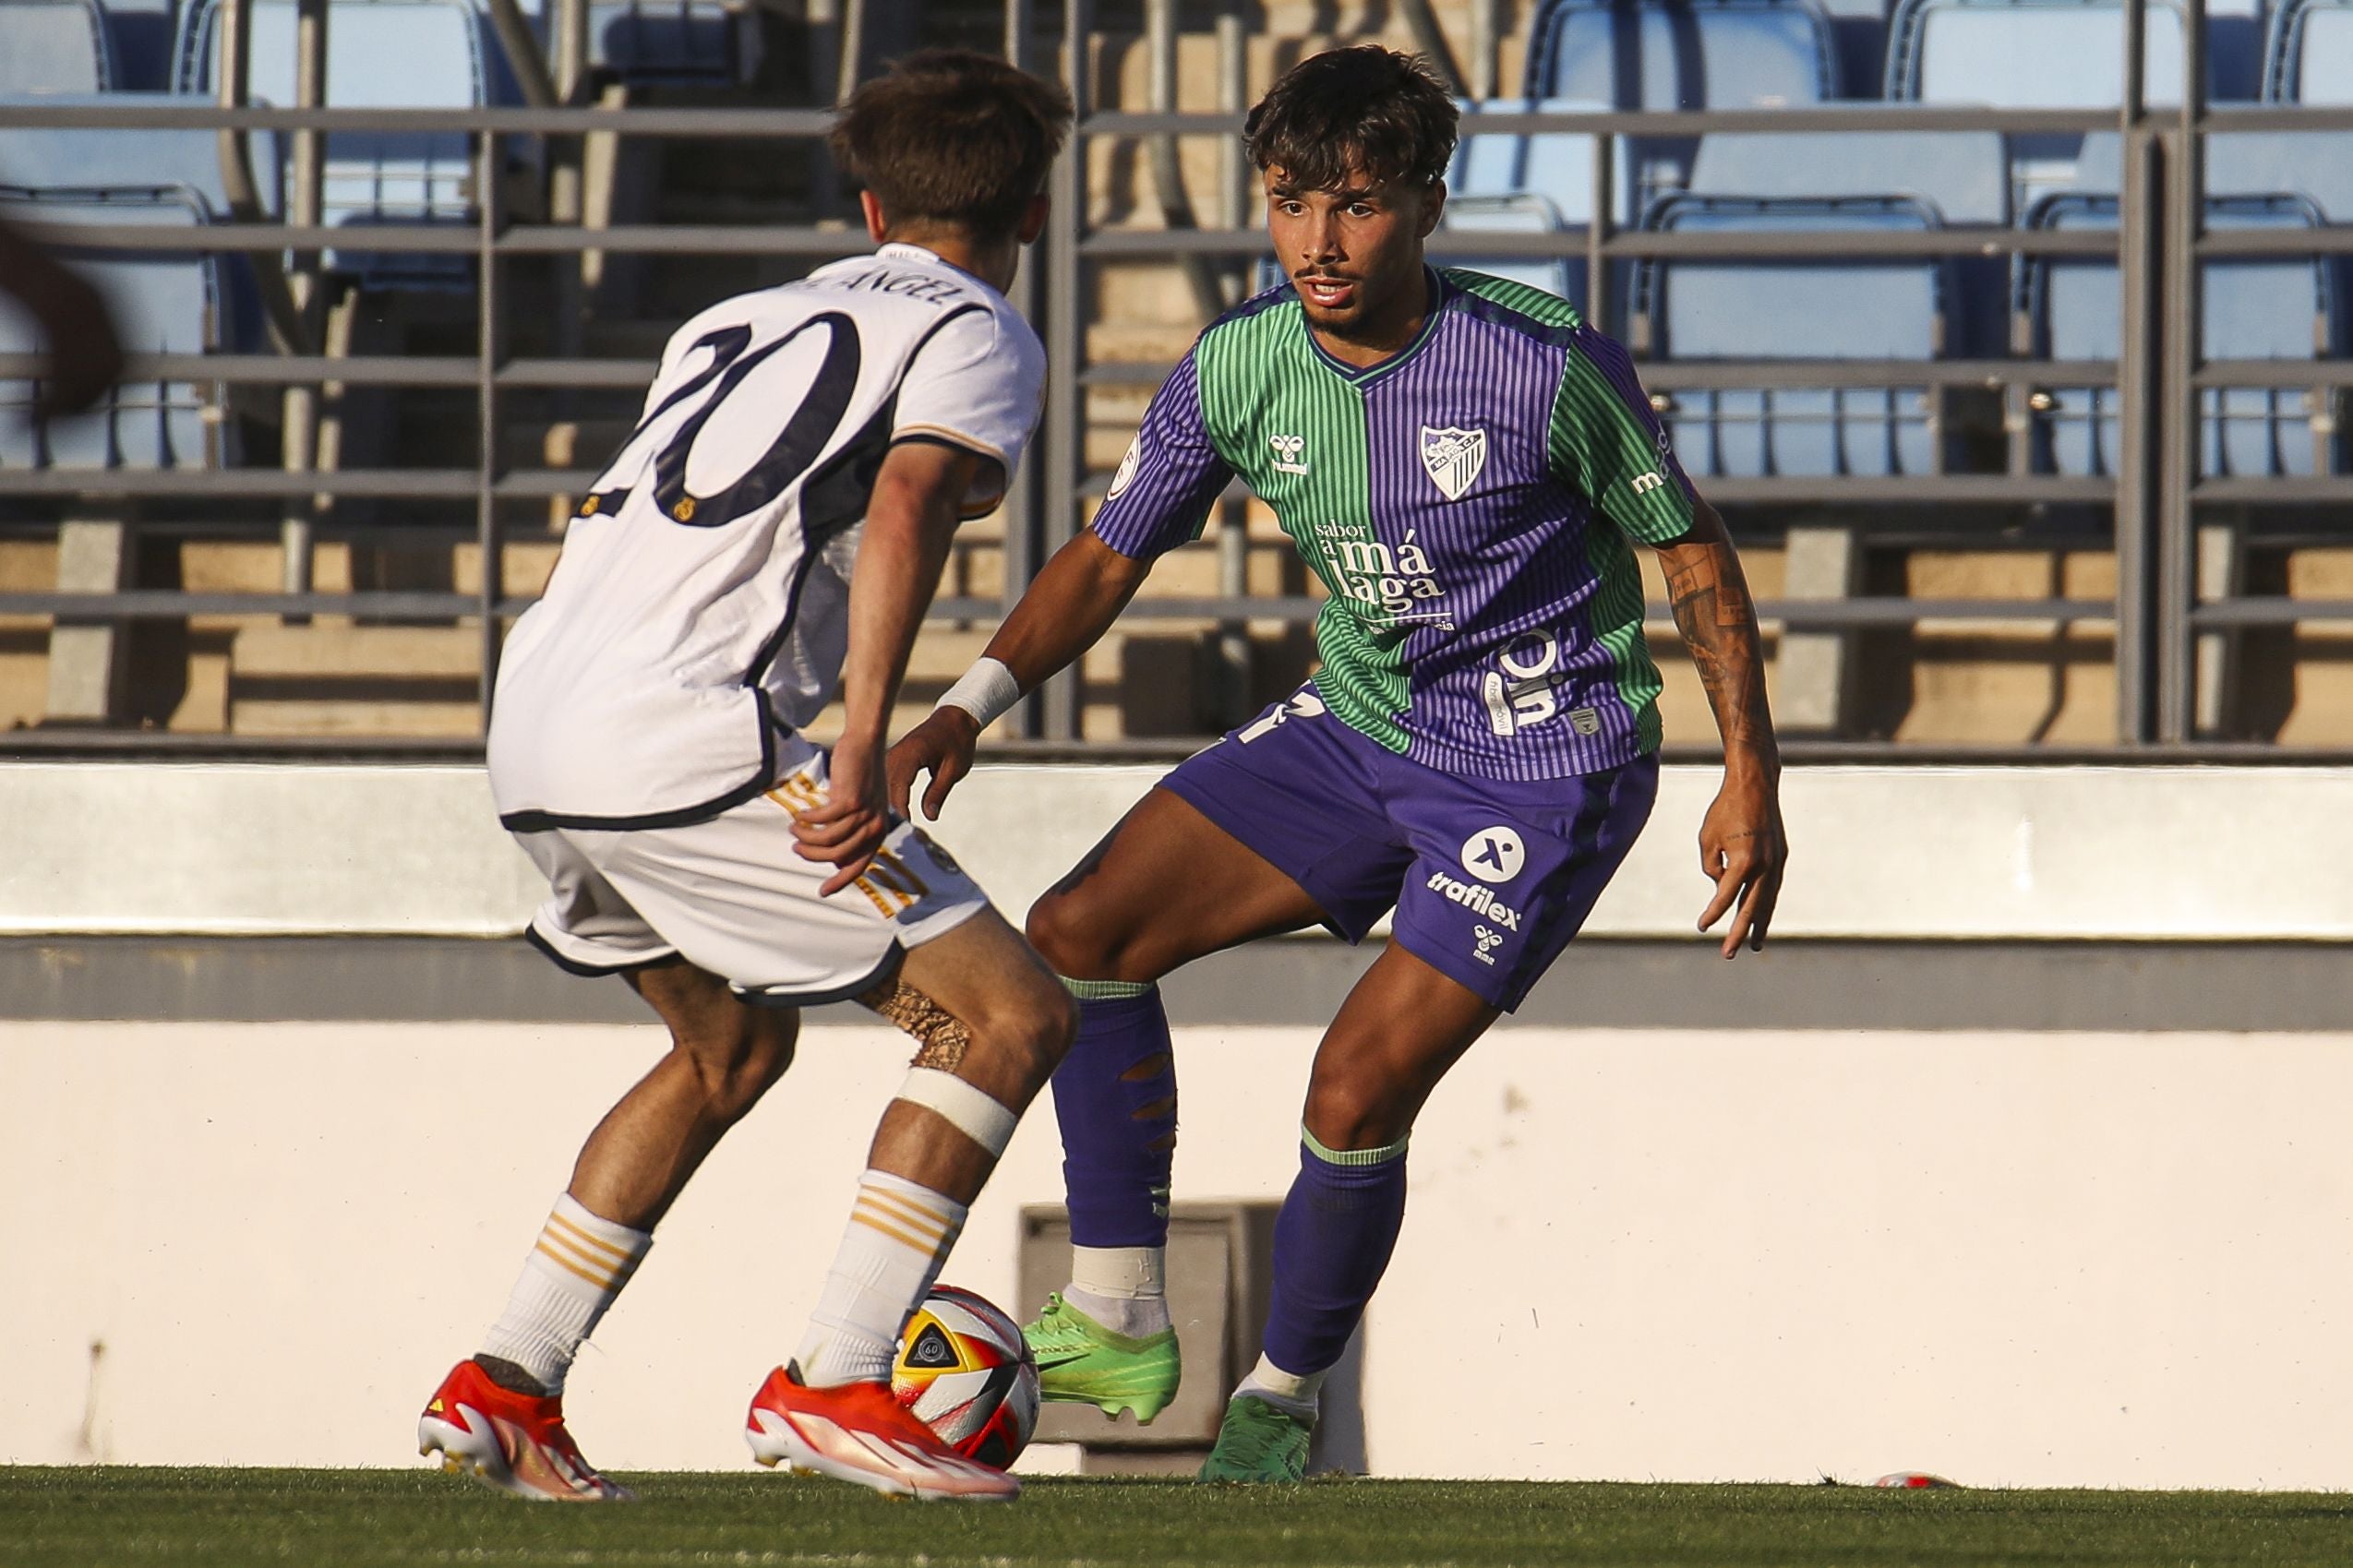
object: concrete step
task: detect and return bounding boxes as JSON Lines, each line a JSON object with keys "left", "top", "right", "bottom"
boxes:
{"left": 226, "top": 622, "right": 483, "bottom": 739}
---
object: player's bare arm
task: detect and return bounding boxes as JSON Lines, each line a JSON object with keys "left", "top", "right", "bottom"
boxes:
{"left": 793, "top": 439, "right": 996, "bottom": 894}
{"left": 887, "top": 531, "right": 1152, "bottom": 820}
{"left": 1653, "top": 499, "right": 1786, "bottom": 957}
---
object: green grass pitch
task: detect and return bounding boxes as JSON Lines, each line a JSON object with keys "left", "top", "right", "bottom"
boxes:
{"left": 4, "top": 1468, "right": 2350, "bottom": 1567}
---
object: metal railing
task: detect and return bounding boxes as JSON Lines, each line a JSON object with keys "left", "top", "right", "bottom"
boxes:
{"left": 2, "top": 0, "right": 2350, "bottom": 755}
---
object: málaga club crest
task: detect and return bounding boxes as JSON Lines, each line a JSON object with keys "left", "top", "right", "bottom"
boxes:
{"left": 1421, "top": 425, "right": 1486, "bottom": 500}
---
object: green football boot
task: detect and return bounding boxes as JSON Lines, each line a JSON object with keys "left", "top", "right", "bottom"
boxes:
{"left": 1197, "top": 1394, "right": 1314, "bottom": 1483}
{"left": 1022, "top": 1292, "right": 1183, "bottom": 1423}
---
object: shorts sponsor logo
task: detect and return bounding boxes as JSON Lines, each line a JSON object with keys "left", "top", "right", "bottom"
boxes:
{"left": 1235, "top": 687, "right": 1326, "bottom": 744}
{"left": 1425, "top": 871, "right": 1522, "bottom": 931}
{"left": 1472, "top": 924, "right": 1507, "bottom": 964}
{"left": 1629, "top": 472, "right": 1666, "bottom": 497}
{"left": 1269, "top": 433, "right": 1309, "bottom": 474}
{"left": 1106, "top": 437, "right": 1143, "bottom": 499}
{"left": 1460, "top": 826, "right": 1526, "bottom": 883}
{"left": 1421, "top": 425, "right": 1487, "bottom": 500}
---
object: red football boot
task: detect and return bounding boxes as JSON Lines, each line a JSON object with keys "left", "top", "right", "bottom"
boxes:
{"left": 417, "top": 1359, "right": 633, "bottom": 1502}
{"left": 745, "top": 1361, "right": 1019, "bottom": 1502}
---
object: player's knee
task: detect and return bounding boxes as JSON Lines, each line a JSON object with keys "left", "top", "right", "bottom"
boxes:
{"left": 965, "top": 977, "right": 1077, "bottom": 1101}
{"left": 1302, "top": 1072, "right": 1413, "bottom": 1153}
{"left": 1026, "top": 892, "right": 1159, "bottom": 985}
{"left": 1023, "top": 891, "right": 1105, "bottom": 978}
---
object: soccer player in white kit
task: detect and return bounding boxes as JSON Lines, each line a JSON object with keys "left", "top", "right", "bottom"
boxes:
{"left": 416, "top": 52, "right": 1075, "bottom": 1503}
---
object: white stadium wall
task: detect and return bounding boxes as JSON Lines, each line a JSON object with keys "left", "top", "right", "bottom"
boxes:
{"left": 4, "top": 762, "right": 2352, "bottom": 1487}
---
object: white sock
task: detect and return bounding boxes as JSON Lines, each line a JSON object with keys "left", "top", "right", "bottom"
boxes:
{"left": 1065, "top": 1245, "right": 1170, "bottom": 1337}
{"left": 1236, "top": 1352, "right": 1325, "bottom": 1420}
{"left": 796, "top": 1169, "right": 967, "bottom": 1387}
{"left": 478, "top": 1193, "right": 652, "bottom": 1396}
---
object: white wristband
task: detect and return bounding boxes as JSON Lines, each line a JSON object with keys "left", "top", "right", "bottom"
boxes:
{"left": 936, "top": 656, "right": 1022, "bottom": 730}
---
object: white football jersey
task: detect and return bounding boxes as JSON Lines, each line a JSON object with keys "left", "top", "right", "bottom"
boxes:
{"left": 488, "top": 243, "right": 1045, "bottom": 828}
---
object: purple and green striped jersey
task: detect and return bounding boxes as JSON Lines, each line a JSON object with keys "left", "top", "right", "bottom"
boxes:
{"left": 1090, "top": 269, "right": 1699, "bottom": 780}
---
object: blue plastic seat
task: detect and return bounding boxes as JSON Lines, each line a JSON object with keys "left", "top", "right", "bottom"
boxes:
{"left": 1526, "top": 0, "right": 1837, "bottom": 105}
{"left": 1688, "top": 121, "right": 2011, "bottom": 354}
{"left": 2266, "top": 0, "right": 2353, "bottom": 101}
{"left": 173, "top": 0, "right": 510, "bottom": 286}
{"left": 0, "top": 90, "right": 274, "bottom": 352}
{"left": 2027, "top": 191, "right": 2336, "bottom": 477}
{"left": 1436, "top": 193, "right": 1582, "bottom": 304}
{"left": 1451, "top": 97, "right": 1638, "bottom": 227}
{"left": 0, "top": 90, "right": 281, "bottom": 221}
{"left": 1636, "top": 195, "right": 1950, "bottom": 478}
{"left": 2076, "top": 127, "right": 2353, "bottom": 218}
{"left": 1689, "top": 122, "right": 2010, "bottom": 222}
{"left": 101, "top": 0, "right": 178, "bottom": 88}
{"left": 511, "top": 0, "right": 738, "bottom": 84}
{"left": 0, "top": 185, "right": 233, "bottom": 470}
{"left": 1887, "top": 0, "right": 2234, "bottom": 104}
{"left": 0, "top": 0, "right": 114, "bottom": 90}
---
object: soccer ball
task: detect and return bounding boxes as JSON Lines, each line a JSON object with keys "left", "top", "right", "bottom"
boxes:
{"left": 891, "top": 1285, "right": 1041, "bottom": 1467}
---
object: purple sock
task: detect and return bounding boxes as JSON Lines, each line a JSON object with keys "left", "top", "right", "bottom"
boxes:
{"left": 1260, "top": 1132, "right": 1410, "bottom": 1377}
{"left": 1050, "top": 982, "right": 1177, "bottom": 1249}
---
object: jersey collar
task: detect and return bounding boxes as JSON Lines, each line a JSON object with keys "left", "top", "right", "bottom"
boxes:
{"left": 874, "top": 240, "right": 1002, "bottom": 299}
{"left": 1301, "top": 267, "right": 1448, "bottom": 389}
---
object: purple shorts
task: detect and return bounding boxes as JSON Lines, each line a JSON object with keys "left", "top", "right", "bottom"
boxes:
{"left": 1159, "top": 684, "right": 1658, "bottom": 1012}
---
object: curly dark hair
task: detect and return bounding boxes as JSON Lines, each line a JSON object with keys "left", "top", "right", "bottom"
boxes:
{"left": 830, "top": 49, "right": 1074, "bottom": 240}
{"left": 1244, "top": 46, "right": 1459, "bottom": 192}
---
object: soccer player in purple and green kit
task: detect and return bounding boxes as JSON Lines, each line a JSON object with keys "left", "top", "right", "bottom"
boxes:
{"left": 891, "top": 45, "right": 1788, "bottom": 1479}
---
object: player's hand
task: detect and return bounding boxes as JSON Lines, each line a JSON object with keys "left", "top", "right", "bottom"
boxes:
{"left": 886, "top": 707, "right": 981, "bottom": 822}
{"left": 1696, "top": 769, "right": 1785, "bottom": 958}
{"left": 793, "top": 736, "right": 893, "bottom": 898}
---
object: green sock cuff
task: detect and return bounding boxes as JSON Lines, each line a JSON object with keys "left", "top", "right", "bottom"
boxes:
{"left": 1301, "top": 1125, "right": 1410, "bottom": 1167}
{"left": 1060, "top": 976, "right": 1156, "bottom": 1000}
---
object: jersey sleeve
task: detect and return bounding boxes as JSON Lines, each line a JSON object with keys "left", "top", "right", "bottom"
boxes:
{"left": 1087, "top": 350, "right": 1234, "bottom": 561}
{"left": 891, "top": 305, "right": 1045, "bottom": 517}
{"left": 1551, "top": 325, "right": 1699, "bottom": 546}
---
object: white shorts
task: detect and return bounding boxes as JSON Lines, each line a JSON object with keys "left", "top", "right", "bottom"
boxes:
{"left": 515, "top": 744, "right": 990, "bottom": 1006}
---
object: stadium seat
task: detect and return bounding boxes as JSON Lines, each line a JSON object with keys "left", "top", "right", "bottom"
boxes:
{"left": 1451, "top": 97, "right": 1636, "bottom": 226}
{"left": 1524, "top": 0, "right": 1839, "bottom": 106}
{"left": 2025, "top": 189, "right": 2337, "bottom": 477}
{"left": 173, "top": 0, "right": 511, "bottom": 286}
{"left": 512, "top": 0, "right": 739, "bottom": 85}
{"left": 2265, "top": 0, "right": 2353, "bottom": 100}
{"left": 1688, "top": 123, "right": 2010, "bottom": 223}
{"left": 1687, "top": 121, "right": 2011, "bottom": 353}
{"left": 101, "top": 0, "right": 178, "bottom": 89}
{"left": 0, "top": 91, "right": 275, "bottom": 353}
{"left": 1635, "top": 195, "right": 1951, "bottom": 477}
{"left": 0, "top": 0, "right": 115, "bottom": 91}
{"left": 2075, "top": 126, "right": 2353, "bottom": 217}
{"left": 1886, "top": 0, "right": 2243, "bottom": 105}
{"left": 0, "top": 185, "right": 234, "bottom": 470}
{"left": 1434, "top": 193, "right": 1582, "bottom": 305}
{"left": 0, "top": 90, "right": 281, "bottom": 225}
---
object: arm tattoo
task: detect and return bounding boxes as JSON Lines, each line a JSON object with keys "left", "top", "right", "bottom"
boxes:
{"left": 1662, "top": 535, "right": 1777, "bottom": 759}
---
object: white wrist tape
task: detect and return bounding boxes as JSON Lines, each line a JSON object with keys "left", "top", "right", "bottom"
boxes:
{"left": 936, "top": 656, "right": 1021, "bottom": 730}
{"left": 897, "top": 1066, "right": 1018, "bottom": 1156}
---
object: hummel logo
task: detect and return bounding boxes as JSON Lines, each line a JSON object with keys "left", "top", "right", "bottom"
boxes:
{"left": 1629, "top": 472, "right": 1665, "bottom": 497}
{"left": 1269, "top": 434, "right": 1308, "bottom": 474}
{"left": 1472, "top": 924, "right": 1507, "bottom": 965}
